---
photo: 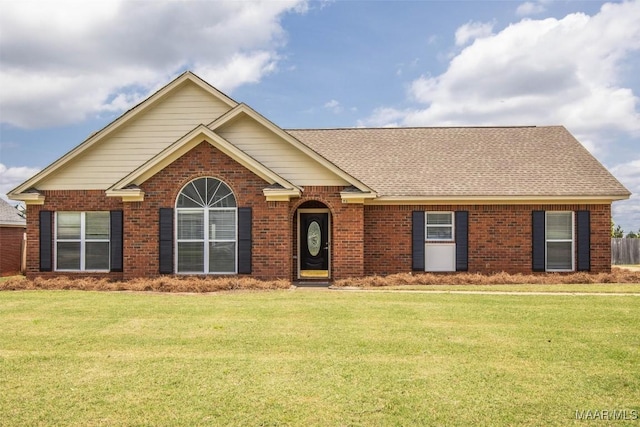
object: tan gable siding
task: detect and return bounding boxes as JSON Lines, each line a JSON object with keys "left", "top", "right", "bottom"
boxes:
{"left": 215, "top": 115, "right": 349, "bottom": 186}
{"left": 39, "top": 82, "right": 233, "bottom": 190}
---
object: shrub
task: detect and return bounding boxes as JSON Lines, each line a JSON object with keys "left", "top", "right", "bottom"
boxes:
{"left": 0, "top": 276, "right": 291, "bottom": 292}
{"left": 332, "top": 268, "right": 640, "bottom": 287}
{"left": 2, "top": 268, "right": 639, "bottom": 292}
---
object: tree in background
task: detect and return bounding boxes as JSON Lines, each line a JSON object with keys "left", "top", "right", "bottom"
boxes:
{"left": 612, "top": 221, "right": 640, "bottom": 238}
{"left": 612, "top": 221, "right": 625, "bottom": 238}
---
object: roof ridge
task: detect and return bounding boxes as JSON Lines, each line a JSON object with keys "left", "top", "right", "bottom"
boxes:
{"left": 286, "top": 125, "right": 553, "bottom": 131}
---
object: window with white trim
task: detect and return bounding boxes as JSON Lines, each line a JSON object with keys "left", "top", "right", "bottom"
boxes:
{"left": 176, "top": 177, "right": 237, "bottom": 274}
{"left": 546, "top": 211, "right": 574, "bottom": 271}
{"left": 425, "top": 212, "right": 454, "bottom": 241}
{"left": 55, "top": 212, "right": 110, "bottom": 271}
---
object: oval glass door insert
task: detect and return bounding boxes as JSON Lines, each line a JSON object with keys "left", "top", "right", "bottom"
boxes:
{"left": 307, "top": 221, "right": 322, "bottom": 256}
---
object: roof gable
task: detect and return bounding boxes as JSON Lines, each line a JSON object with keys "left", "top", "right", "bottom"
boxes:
{"left": 209, "top": 104, "right": 375, "bottom": 193}
{"left": 9, "top": 72, "right": 238, "bottom": 196}
{"left": 106, "top": 103, "right": 376, "bottom": 202}
{"left": 107, "top": 124, "right": 301, "bottom": 201}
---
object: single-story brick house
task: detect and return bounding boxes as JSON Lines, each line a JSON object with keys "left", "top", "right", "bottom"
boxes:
{"left": 9, "top": 72, "right": 630, "bottom": 281}
{"left": 0, "top": 198, "right": 26, "bottom": 276}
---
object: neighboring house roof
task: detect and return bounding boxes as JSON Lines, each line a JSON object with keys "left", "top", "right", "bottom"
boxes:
{"left": 0, "top": 198, "right": 26, "bottom": 227}
{"left": 288, "top": 126, "right": 631, "bottom": 201}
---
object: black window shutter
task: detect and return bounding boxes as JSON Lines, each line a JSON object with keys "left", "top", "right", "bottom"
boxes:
{"left": 238, "top": 207, "right": 252, "bottom": 274}
{"left": 455, "top": 211, "right": 469, "bottom": 272}
{"left": 532, "top": 210, "right": 546, "bottom": 272}
{"left": 159, "top": 208, "right": 174, "bottom": 274}
{"left": 412, "top": 211, "right": 425, "bottom": 271}
{"left": 39, "top": 210, "right": 53, "bottom": 272}
{"left": 110, "top": 210, "right": 123, "bottom": 272}
{"left": 576, "top": 210, "right": 591, "bottom": 271}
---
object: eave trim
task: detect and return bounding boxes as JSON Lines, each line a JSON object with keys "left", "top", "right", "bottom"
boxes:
{"left": 340, "top": 190, "right": 377, "bottom": 204}
{"left": 8, "top": 192, "right": 45, "bottom": 205}
{"left": 365, "top": 195, "right": 629, "bottom": 205}
{"left": 0, "top": 223, "right": 27, "bottom": 228}
{"left": 105, "top": 188, "right": 146, "bottom": 202}
{"left": 263, "top": 187, "right": 302, "bottom": 202}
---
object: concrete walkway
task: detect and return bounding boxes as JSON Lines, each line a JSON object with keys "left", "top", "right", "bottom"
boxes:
{"left": 291, "top": 285, "right": 640, "bottom": 296}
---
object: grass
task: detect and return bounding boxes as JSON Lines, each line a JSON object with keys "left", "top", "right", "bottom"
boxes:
{"left": 1, "top": 290, "right": 639, "bottom": 426}
{"left": 351, "top": 283, "right": 640, "bottom": 293}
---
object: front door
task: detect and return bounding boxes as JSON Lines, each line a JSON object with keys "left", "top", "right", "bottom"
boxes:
{"left": 299, "top": 210, "right": 330, "bottom": 278}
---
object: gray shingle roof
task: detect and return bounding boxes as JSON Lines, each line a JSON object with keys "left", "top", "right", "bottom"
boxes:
{"left": 0, "top": 198, "right": 26, "bottom": 226}
{"left": 287, "top": 126, "right": 630, "bottom": 199}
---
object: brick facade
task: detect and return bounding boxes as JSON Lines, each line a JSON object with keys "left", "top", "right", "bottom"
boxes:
{"left": 25, "top": 142, "right": 365, "bottom": 281}
{"left": 0, "top": 226, "right": 25, "bottom": 276}
{"left": 364, "top": 204, "right": 611, "bottom": 275}
{"left": 25, "top": 141, "right": 613, "bottom": 280}
{"left": 26, "top": 191, "right": 124, "bottom": 280}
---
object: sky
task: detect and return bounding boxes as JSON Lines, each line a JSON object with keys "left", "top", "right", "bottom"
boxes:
{"left": 0, "top": 0, "right": 639, "bottom": 232}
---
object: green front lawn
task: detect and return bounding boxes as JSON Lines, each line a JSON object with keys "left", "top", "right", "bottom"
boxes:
{"left": 1, "top": 290, "right": 638, "bottom": 426}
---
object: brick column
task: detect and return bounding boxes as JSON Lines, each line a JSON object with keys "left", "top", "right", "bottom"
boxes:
{"left": 333, "top": 202, "right": 365, "bottom": 279}
{"left": 253, "top": 201, "right": 291, "bottom": 280}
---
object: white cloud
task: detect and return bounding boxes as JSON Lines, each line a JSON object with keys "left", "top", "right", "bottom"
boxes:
{"left": 612, "top": 160, "right": 640, "bottom": 193}
{"left": 359, "top": 2, "right": 640, "bottom": 229}
{"left": 194, "top": 51, "right": 279, "bottom": 93}
{"left": 324, "top": 99, "right": 343, "bottom": 114}
{"left": 0, "top": 163, "right": 40, "bottom": 199}
{"left": 454, "top": 21, "right": 494, "bottom": 46}
{"left": 362, "top": 1, "right": 640, "bottom": 143}
{"left": 0, "top": 0, "right": 307, "bottom": 129}
{"left": 357, "top": 107, "right": 404, "bottom": 128}
{"left": 516, "top": 2, "right": 546, "bottom": 17}
{"left": 611, "top": 159, "right": 640, "bottom": 231}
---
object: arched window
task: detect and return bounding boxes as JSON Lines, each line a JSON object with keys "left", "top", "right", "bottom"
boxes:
{"left": 176, "top": 177, "right": 237, "bottom": 274}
